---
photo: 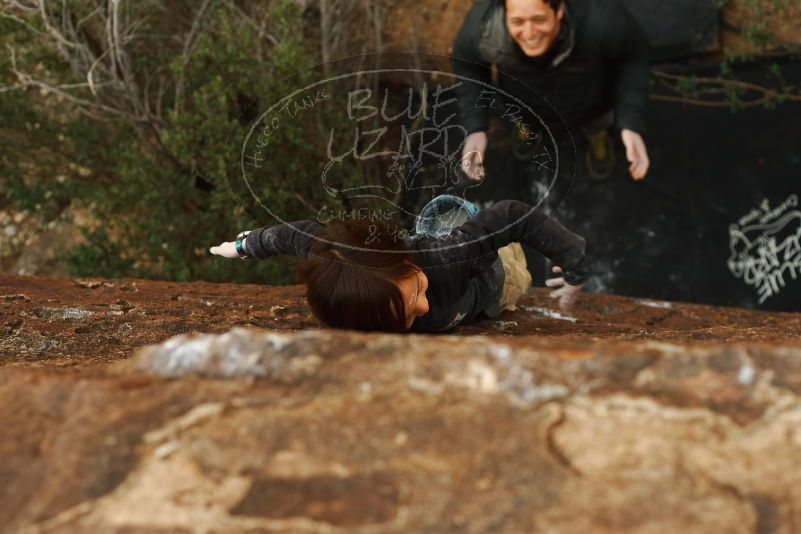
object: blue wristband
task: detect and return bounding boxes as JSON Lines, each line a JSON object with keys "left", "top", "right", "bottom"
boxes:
{"left": 235, "top": 231, "right": 251, "bottom": 258}
{"left": 235, "top": 238, "right": 247, "bottom": 257}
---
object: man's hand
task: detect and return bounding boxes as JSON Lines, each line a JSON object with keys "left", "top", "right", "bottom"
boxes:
{"left": 545, "top": 266, "right": 583, "bottom": 310}
{"left": 209, "top": 241, "right": 241, "bottom": 259}
{"left": 460, "top": 131, "right": 487, "bottom": 181}
{"left": 621, "top": 129, "right": 649, "bottom": 180}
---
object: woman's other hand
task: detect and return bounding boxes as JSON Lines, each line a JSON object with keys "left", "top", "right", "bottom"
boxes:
{"left": 545, "top": 266, "right": 583, "bottom": 310}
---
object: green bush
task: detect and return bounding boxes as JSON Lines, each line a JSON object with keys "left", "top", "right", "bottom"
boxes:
{"left": 1, "top": 0, "right": 360, "bottom": 284}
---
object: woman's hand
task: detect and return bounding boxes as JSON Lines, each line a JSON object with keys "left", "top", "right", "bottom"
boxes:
{"left": 209, "top": 241, "right": 241, "bottom": 259}
{"left": 545, "top": 266, "right": 583, "bottom": 310}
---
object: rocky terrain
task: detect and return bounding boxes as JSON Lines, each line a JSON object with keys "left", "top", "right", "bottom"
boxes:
{"left": 2, "top": 273, "right": 801, "bottom": 533}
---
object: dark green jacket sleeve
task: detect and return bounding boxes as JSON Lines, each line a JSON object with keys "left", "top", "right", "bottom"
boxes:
{"left": 451, "top": 1, "right": 494, "bottom": 135}
{"left": 245, "top": 220, "right": 324, "bottom": 260}
{"left": 602, "top": 0, "right": 650, "bottom": 134}
{"left": 413, "top": 200, "right": 592, "bottom": 285}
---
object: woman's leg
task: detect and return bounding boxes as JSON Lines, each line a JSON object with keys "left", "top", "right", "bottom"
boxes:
{"left": 497, "top": 242, "right": 533, "bottom": 311}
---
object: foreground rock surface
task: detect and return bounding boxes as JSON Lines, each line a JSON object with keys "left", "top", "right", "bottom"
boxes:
{"left": 2, "top": 274, "right": 801, "bottom": 533}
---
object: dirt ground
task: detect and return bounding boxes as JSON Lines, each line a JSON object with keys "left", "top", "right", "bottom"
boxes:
{"left": 2, "top": 273, "right": 799, "bottom": 370}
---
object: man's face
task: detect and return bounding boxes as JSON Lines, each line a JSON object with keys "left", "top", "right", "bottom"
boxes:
{"left": 505, "top": 0, "right": 565, "bottom": 58}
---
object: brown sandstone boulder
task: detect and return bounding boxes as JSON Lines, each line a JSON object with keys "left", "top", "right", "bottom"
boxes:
{"left": 1, "top": 274, "right": 801, "bottom": 533}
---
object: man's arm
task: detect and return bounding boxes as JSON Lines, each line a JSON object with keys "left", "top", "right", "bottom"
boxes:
{"left": 603, "top": 0, "right": 650, "bottom": 135}
{"left": 451, "top": 1, "right": 494, "bottom": 136}
{"left": 601, "top": 1, "right": 651, "bottom": 179}
{"left": 244, "top": 220, "right": 324, "bottom": 260}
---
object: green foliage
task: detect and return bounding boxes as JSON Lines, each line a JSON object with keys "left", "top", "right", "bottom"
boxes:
{"left": 675, "top": 75, "right": 699, "bottom": 97}
{"left": 655, "top": 0, "right": 800, "bottom": 112}
{"left": 1, "top": 0, "right": 361, "bottom": 285}
{"left": 60, "top": 227, "right": 135, "bottom": 279}
{"left": 0, "top": 15, "right": 74, "bottom": 219}
{"left": 742, "top": 22, "right": 772, "bottom": 49}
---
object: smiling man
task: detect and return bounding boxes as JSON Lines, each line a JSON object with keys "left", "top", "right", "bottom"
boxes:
{"left": 452, "top": 0, "right": 651, "bottom": 182}
{"left": 507, "top": 0, "right": 564, "bottom": 56}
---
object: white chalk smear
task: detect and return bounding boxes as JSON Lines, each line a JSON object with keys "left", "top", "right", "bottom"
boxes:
{"left": 520, "top": 306, "right": 577, "bottom": 323}
{"left": 737, "top": 363, "right": 756, "bottom": 386}
{"left": 636, "top": 299, "right": 673, "bottom": 309}
{"left": 493, "top": 320, "right": 518, "bottom": 331}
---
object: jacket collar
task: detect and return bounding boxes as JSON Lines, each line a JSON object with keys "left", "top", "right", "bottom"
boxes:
{"left": 550, "top": 5, "right": 575, "bottom": 67}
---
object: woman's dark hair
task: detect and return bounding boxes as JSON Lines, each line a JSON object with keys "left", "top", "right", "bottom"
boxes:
{"left": 299, "top": 219, "right": 419, "bottom": 333}
{"left": 501, "top": 0, "right": 563, "bottom": 10}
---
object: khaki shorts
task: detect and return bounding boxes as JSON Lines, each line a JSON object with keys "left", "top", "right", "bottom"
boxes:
{"left": 497, "top": 242, "right": 533, "bottom": 311}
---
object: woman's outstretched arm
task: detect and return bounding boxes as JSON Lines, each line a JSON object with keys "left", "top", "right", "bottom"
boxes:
{"left": 209, "top": 220, "right": 324, "bottom": 260}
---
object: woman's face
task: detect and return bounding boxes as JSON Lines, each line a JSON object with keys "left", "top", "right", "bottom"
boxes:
{"left": 396, "top": 269, "right": 430, "bottom": 329}
{"left": 505, "top": 0, "right": 564, "bottom": 58}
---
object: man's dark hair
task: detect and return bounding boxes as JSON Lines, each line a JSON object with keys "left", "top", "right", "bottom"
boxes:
{"left": 501, "top": 0, "right": 563, "bottom": 11}
{"left": 299, "top": 219, "right": 419, "bottom": 333}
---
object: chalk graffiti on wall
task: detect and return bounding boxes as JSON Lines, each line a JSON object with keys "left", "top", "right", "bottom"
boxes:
{"left": 728, "top": 194, "right": 801, "bottom": 304}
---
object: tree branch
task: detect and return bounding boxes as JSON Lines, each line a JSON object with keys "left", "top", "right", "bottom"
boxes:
{"left": 174, "top": 0, "right": 212, "bottom": 115}
{"left": 651, "top": 69, "right": 801, "bottom": 108}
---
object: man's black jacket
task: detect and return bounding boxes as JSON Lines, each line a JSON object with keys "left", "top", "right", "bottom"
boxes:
{"left": 451, "top": 0, "right": 649, "bottom": 134}
{"left": 245, "top": 200, "right": 592, "bottom": 332}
